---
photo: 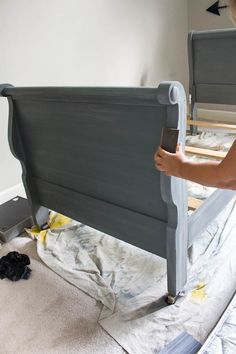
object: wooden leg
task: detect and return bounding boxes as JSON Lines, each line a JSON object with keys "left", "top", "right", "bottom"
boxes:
{"left": 166, "top": 226, "right": 188, "bottom": 304}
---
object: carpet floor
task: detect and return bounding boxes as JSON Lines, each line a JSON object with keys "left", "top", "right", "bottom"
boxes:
{"left": 0, "top": 237, "right": 126, "bottom": 354}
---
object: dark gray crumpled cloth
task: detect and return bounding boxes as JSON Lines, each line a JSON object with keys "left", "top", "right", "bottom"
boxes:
{"left": 0, "top": 251, "right": 31, "bottom": 281}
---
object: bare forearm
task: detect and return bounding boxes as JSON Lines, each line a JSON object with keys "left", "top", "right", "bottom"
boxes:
{"left": 155, "top": 141, "right": 236, "bottom": 190}
{"left": 179, "top": 160, "right": 224, "bottom": 188}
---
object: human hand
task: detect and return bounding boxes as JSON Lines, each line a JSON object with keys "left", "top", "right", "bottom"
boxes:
{"left": 154, "top": 143, "right": 186, "bottom": 177}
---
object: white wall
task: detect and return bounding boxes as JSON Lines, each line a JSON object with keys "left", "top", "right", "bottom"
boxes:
{"left": 0, "top": 0, "right": 188, "bottom": 201}
{"left": 188, "top": 0, "right": 234, "bottom": 31}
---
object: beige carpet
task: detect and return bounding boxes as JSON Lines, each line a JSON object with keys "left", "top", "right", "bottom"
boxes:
{"left": 0, "top": 237, "right": 126, "bottom": 354}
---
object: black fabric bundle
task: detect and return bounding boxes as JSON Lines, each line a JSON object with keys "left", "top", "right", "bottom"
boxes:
{"left": 0, "top": 251, "right": 31, "bottom": 281}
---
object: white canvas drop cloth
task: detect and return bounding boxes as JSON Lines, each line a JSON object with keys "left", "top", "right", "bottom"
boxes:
{"left": 199, "top": 291, "right": 236, "bottom": 354}
{"left": 36, "top": 197, "right": 236, "bottom": 354}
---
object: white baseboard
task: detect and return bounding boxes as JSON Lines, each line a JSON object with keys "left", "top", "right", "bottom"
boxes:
{"left": 0, "top": 183, "right": 26, "bottom": 205}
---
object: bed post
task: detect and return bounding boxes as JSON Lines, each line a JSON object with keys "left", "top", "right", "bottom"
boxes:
{"left": 188, "top": 31, "right": 198, "bottom": 135}
{"left": 0, "top": 84, "right": 49, "bottom": 228}
{"left": 157, "top": 82, "right": 188, "bottom": 304}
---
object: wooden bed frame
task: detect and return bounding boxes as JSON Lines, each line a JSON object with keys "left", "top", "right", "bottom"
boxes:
{"left": 0, "top": 81, "right": 234, "bottom": 304}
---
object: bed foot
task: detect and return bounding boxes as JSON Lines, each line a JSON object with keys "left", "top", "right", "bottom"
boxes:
{"left": 166, "top": 293, "right": 179, "bottom": 305}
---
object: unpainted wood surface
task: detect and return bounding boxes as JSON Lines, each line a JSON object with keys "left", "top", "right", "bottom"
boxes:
{"left": 187, "top": 118, "right": 236, "bottom": 131}
{"left": 185, "top": 146, "right": 226, "bottom": 160}
{"left": 188, "top": 197, "right": 203, "bottom": 211}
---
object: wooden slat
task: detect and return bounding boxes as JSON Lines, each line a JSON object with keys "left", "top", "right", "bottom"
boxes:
{"left": 185, "top": 146, "right": 226, "bottom": 160}
{"left": 188, "top": 197, "right": 203, "bottom": 211}
{"left": 186, "top": 119, "right": 236, "bottom": 131}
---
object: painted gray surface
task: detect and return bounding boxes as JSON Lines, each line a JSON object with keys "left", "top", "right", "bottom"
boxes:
{"left": 159, "top": 331, "right": 201, "bottom": 354}
{"left": 188, "top": 28, "right": 236, "bottom": 105}
{"left": 188, "top": 189, "right": 235, "bottom": 246}
{"left": 0, "top": 82, "right": 187, "bottom": 298}
{"left": 188, "top": 28, "right": 236, "bottom": 134}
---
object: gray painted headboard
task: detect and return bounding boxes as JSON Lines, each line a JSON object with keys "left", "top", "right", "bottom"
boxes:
{"left": 189, "top": 28, "right": 236, "bottom": 105}
{"left": 0, "top": 82, "right": 235, "bottom": 303}
{"left": 0, "top": 82, "right": 188, "bottom": 303}
{"left": 2, "top": 81, "right": 234, "bottom": 304}
{"left": 188, "top": 28, "right": 236, "bottom": 133}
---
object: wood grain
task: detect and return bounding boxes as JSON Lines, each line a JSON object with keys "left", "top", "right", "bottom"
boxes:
{"left": 185, "top": 146, "right": 226, "bottom": 160}
{"left": 188, "top": 197, "right": 203, "bottom": 211}
{"left": 187, "top": 118, "right": 236, "bottom": 132}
